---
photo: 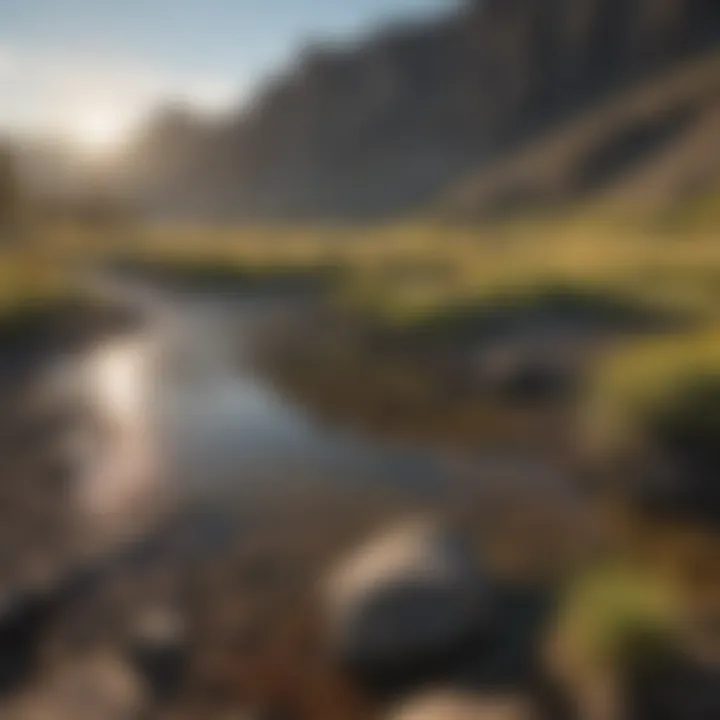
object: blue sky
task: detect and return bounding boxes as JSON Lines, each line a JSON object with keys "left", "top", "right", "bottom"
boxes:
{"left": 0, "top": 0, "right": 453, "bottom": 149}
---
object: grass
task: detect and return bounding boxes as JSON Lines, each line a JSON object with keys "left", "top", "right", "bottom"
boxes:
{"left": 6, "top": 205, "right": 719, "bottom": 317}
{"left": 589, "top": 332, "right": 720, "bottom": 457}
{"left": 549, "top": 563, "right": 679, "bottom": 686}
{"left": 0, "top": 247, "right": 75, "bottom": 337}
{"left": 3, "top": 210, "right": 720, "bottom": 449}
{"left": 94, "top": 213, "right": 720, "bottom": 458}
{"left": 1, "top": 214, "right": 718, "bottom": 719}
{"left": 87, "top": 212, "right": 720, "bottom": 330}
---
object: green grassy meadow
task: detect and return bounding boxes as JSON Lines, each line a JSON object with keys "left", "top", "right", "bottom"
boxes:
{"left": 3, "top": 205, "right": 720, "bottom": 453}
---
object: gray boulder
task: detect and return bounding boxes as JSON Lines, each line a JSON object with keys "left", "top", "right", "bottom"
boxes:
{"left": 6, "top": 652, "right": 147, "bottom": 720}
{"left": 388, "top": 691, "right": 534, "bottom": 720}
{"left": 129, "top": 605, "right": 189, "bottom": 701}
{"left": 323, "top": 518, "right": 488, "bottom": 671}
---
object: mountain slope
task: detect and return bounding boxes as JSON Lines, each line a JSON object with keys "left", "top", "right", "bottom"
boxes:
{"left": 123, "top": 0, "right": 720, "bottom": 221}
{"left": 439, "top": 50, "right": 720, "bottom": 219}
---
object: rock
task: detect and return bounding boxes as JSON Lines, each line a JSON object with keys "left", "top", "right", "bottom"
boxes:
{"left": 121, "top": 0, "right": 720, "bottom": 222}
{"left": 628, "top": 652, "right": 720, "bottom": 720}
{"left": 477, "top": 343, "right": 572, "bottom": 402}
{"left": 323, "top": 518, "right": 487, "bottom": 674}
{"left": 7, "top": 652, "right": 147, "bottom": 720}
{"left": 388, "top": 691, "right": 534, "bottom": 720}
{"left": 128, "top": 605, "right": 188, "bottom": 702}
{"left": 0, "top": 591, "right": 58, "bottom": 695}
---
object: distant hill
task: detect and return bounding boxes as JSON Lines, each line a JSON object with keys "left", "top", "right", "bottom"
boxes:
{"left": 120, "top": 0, "right": 720, "bottom": 221}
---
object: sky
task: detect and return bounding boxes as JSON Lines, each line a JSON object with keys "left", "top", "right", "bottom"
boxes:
{"left": 0, "top": 0, "right": 454, "bottom": 152}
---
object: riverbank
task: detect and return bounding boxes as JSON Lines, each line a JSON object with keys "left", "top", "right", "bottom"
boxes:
{"left": 0, "top": 215, "right": 718, "bottom": 718}
{"left": 0, "top": 295, "right": 154, "bottom": 596}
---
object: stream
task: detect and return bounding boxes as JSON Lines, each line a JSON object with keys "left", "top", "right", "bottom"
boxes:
{"left": 66, "top": 277, "right": 573, "bottom": 529}
{"left": 0, "top": 277, "right": 587, "bottom": 714}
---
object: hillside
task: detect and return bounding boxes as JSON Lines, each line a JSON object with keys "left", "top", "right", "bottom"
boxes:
{"left": 121, "top": 0, "right": 720, "bottom": 221}
{"left": 440, "top": 50, "right": 720, "bottom": 219}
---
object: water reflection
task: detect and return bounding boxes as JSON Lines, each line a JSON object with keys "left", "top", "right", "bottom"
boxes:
{"left": 150, "top": 295, "right": 446, "bottom": 498}
{"left": 66, "top": 288, "right": 572, "bottom": 553}
{"left": 76, "top": 336, "right": 160, "bottom": 521}
{"left": 0, "top": 287, "right": 593, "bottom": 720}
{"left": 82, "top": 337, "right": 152, "bottom": 430}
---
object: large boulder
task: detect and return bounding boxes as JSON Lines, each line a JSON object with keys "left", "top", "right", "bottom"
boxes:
{"left": 0, "top": 592, "right": 58, "bottom": 694}
{"left": 323, "top": 519, "right": 488, "bottom": 675}
{"left": 128, "top": 605, "right": 189, "bottom": 702}
{"left": 627, "top": 652, "right": 720, "bottom": 720}
{"left": 388, "top": 691, "right": 534, "bottom": 720}
{"left": 6, "top": 652, "right": 147, "bottom": 720}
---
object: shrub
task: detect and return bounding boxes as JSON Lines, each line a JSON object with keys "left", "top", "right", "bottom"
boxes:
{"left": 551, "top": 565, "right": 678, "bottom": 674}
{"left": 588, "top": 333, "right": 720, "bottom": 457}
{"left": 586, "top": 333, "right": 720, "bottom": 523}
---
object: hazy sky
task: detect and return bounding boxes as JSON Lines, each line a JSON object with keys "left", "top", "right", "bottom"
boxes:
{"left": 0, "top": 0, "right": 453, "bottom": 151}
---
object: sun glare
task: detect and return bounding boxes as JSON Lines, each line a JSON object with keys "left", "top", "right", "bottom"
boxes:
{"left": 72, "top": 107, "right": 131, "bottom": 156}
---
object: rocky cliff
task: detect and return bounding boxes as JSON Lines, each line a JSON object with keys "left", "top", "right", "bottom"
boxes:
{"left": 124, "top": 0, "right": 720, "bottom": 220}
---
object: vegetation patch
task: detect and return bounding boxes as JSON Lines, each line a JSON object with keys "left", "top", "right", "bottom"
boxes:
{"left": 548, "top": 562, "right": 680, "bottom": 719}
{"left": 589, "top": 333, "right": 720, "bottom": 457}
{"left": 587, "top": 333, "right": 720, "bottom": 524}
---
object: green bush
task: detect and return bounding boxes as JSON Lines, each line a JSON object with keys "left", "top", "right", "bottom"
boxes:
{"left": 551, "top": 564, "right": 678, "bottom": 677}
{"left": 588, "top": 333, "right": 720, "bottom": 457}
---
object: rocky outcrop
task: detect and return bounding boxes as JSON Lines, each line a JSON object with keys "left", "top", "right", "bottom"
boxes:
{"left": 128, "top": 605, "right": 189, "bottom": 702}
{"left": 440, "top": 49, "right": 720, "bottom": 219}
{"left": 121, "top": 0, "right": 720, "bottom": 220}
{"left": 323, "top": 519, "right": 487, "bottom": 680}
{"left": 6, "top": 653, "right": 147, "bottom": 720}
{"left": 388, "top": 691, "right": 534, "bottom": 720}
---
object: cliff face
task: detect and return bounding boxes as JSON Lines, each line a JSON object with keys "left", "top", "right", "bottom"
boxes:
{"left": 125, "top": 0, "right": 720, "bottom": 220}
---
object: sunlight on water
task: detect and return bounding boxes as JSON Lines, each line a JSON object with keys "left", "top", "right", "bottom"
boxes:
{"left": 77, "top": 335, "right": 163, "bottom": 524}
{"left": 83, "top": 338, "right": 152, "bottom": 427}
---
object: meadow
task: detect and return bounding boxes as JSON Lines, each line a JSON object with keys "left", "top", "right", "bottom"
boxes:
{"left": 108, "top": 210, "right": 720, "bottom": 453}
{"left": 4, "top": 207, "right": 720, "bottom": 446}
{"left": 1, "top": 209, "right": 719, "bottom": 718}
